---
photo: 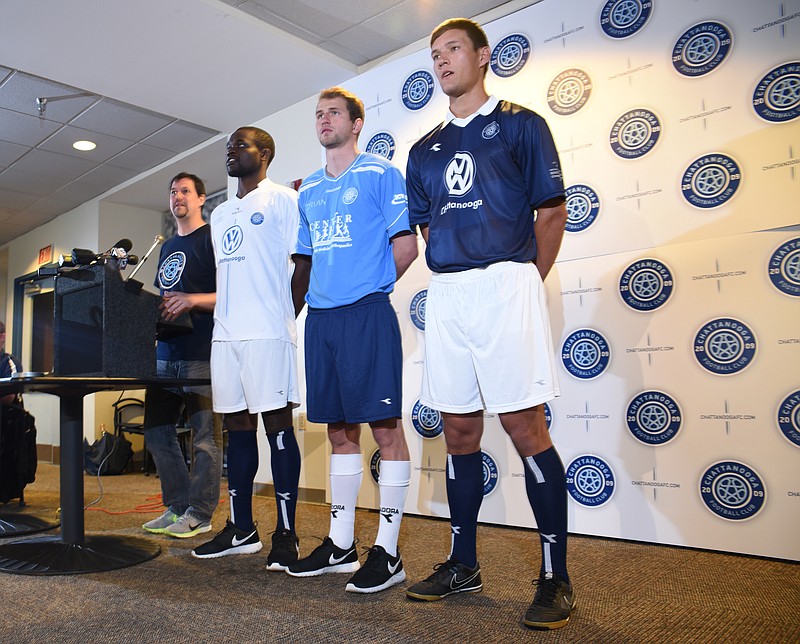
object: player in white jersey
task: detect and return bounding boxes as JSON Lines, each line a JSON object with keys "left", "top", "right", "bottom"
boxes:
{"left": 192, "top": 127, "right": 311, "bottom": 573}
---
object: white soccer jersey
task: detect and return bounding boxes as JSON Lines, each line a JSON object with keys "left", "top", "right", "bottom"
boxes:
{"left": 210, "top": 178, "right": 299, "bottom": 344}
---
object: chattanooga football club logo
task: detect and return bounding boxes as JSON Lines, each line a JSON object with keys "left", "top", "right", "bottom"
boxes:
{"left": 342, "top": 187, "right": 358, "bottom": 205}
{"left": 544, "top": 402, "right": 553, "bottom": 431}
{"left": 700, "top": 461, "right": 766, "bottom": 521}
{"left": 401, "top": 70, "right": 435, "bottom": 111}
{"left": 777, "top": 390, "right": 800, "bottom": 448}
{"left": 626, "top": 391, "right": 682, "bottom": 445}
{"left": 672, "top": 21, "right": 733, "bottom": 77}
{"left": 221, "top": 225, "right": 243, "bottom": 255}
{"left": 481, "top": 451, "right": 499, "bottom": 496}
{"left": 562, "top": 329, "right": 611, "bottom": 380}
{"left": 693, "top": 317, "right": 757, "bottom": 375}
{"left": 369, "top": 449, "right": 381, "bottom": 484}
{"left": 565, "top": 184, "right": 601, "bottom": 233}
{"left": 250, "top": 212, "right": 264, "bottom": 225}
{"left": 753, "top": 62, "right": 800, "bottom": 123}
{"left": 767, "top": 237, "right": 800, "bottom": 297}
{"left": 482, "top": 121, "right": 500, "bottom": 139}
{"left": 365, "top": 132, "right": 396, "bottom": 160}
{"left": 490, "top": 34, "right": 531, "bottom": 78}
{"left": 619, "top": 258, "right": 674, "bottom": 311}
{"left": 158, "top": 251, "right": 186, "bottom": 290}
{"left": 610, "top": 109, "right": 661, "bottom": 158}
{"left": 547, "top": 68, "right": 593, "bottom": 116}
{"left": 411, "top": 399, "right": 443, "bottom": 439}
{"left": 409, "top": 289, "right": 427, "bottom": 330}
{"left": 681, "top": 154, "right": 741, "bottom": 209}
{"left": 566, "top": 455, "right": 615, "bottom": 507}
{"left": 444, "top": 151, "right": 475, "bottom": 196}
{"left": 600, "top": 0, "right": 653, "bottom": 39}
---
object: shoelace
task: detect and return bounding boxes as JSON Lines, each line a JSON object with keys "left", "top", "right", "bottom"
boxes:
{"left": 360, "top": 547, "right": 385, "bottom": 570}
{"left": 272, "top": 530, "right": 296, "bottom": 549}
{"left": 531, "top": 576, "right": 560, "bottom": 606}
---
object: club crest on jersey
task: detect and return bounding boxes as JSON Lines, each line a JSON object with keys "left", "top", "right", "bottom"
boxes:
{"left": 482, "top": 451, "right": 499, "bottom": 496}
{"left": 672, "top": 21, "right": 733, "bottom": 77}
{"left": 444, "top": 151, "right": 475, "bottom": 196}
{"left": 222, "top": 225, "right": 243, "bottom": 255}
{"left": 342, "top": 187, "right": 358, "bottom": 205}
{"left": 777, "top": 390, "right": 800, "bottom": 447}
{"left": 566, "top": 455, "right": 615, "bottom": 507}
{"left": 365, "top": 132, "right": 396, "bottom": 160}
{"left": 767, "top": 237, "right": 800, "bottom": 297}
{"left": 752, "top": 62, "right": 800, "bottom": 123}
{"left": 401, "top": 70, "right": 435, "bottom": 111}
{"left": 700, "top": 461, "right": 766, "bottom": 521}
{"left": 490, "top": 34, "right": 531, "bottom": 78}
{"left": 251, "top": 212, "right": 264, "bottom": 225}
{"left": 158, "top": 251, "right": 186, "bottom": 290}
{"left": 600, "top": 0, "right": 652, "bottom": 39}
{"left": 482, "top": 121, "right": 500, "bottom": 139}
{"left": 693, "top": 317, "right": 757, "bottom": 375}
{"left": 565, "top": 184, "right": 601, "bottom": 233}
{"left": 626, "top": 391, "right": 682, "bottom": 445}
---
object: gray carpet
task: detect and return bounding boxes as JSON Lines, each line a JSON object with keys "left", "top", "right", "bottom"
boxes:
{"left": 0, "top": 464, "right": 797, "bottom": 643}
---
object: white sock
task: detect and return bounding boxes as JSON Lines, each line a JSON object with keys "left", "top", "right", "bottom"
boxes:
{"left": 374, "top": 460, "right": 410, "bottom": 557}
{"left": 329, "top": 453, "right": 363, "bottom": 549}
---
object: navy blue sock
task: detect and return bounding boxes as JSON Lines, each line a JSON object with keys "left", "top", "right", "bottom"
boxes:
{"left": 446, "top": 451, "right": 484, "bottom": 568}
{"left": 226, "top": 430, "right": 259, "bottom": 531}
{"left": 267, "top": 426, "right": 301, "bottom": 532}
{"left": 523, "top": 446, "right": 569, "bottom": 582}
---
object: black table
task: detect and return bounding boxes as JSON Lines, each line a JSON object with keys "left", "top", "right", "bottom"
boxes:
{"left": 0, "top": 376, "right": 208, "bottom": 575}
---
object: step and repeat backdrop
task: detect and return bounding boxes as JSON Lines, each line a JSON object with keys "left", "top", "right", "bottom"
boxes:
{"left": 314, "top": 0, "right": 798, "bottom": 560}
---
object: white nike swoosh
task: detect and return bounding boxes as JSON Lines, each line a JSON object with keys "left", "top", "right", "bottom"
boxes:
{"left": 388, "top": 560, "right": 400, "bottom": 574}
{"left": 329, "top": 550, "right": 352, "bottom": 565}
{"left": 231, "top": 531, "right": 256, "bottom": 547}
{"left": 450, "top": 570, "right": 479, "bottom": 589}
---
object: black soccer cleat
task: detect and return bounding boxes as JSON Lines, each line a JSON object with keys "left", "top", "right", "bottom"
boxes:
{"left": 405, "top": 557, "right": 482, "bottom": 601}
{"left": 522, "top": 572, "right": 576, "bottom": 630}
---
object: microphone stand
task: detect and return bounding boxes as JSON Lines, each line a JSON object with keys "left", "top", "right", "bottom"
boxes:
{"left": 124, "top": 235, "right": 164, "bottom": 293}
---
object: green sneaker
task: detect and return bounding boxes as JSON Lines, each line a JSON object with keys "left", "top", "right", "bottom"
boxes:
{"left": 164, "top": 512, "right": 212, "bottom": 538}
{"left": 142, "top": 509, "right": 179, "bottom": 534}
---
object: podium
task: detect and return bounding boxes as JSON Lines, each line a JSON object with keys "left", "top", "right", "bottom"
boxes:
{"left": 53, "top": 263, "right": 159, "bottom": 378}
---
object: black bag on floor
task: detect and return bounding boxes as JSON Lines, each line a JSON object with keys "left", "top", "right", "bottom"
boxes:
{"left": 83, "top": 432, "right": 132, "bottom": 475}
{"left": 0, "top": 402, "right": 38, "bottom": 504}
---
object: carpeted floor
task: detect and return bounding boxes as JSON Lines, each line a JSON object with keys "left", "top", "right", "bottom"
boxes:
{"left": 0, "top": 464, "right": 797, "bottom": 643}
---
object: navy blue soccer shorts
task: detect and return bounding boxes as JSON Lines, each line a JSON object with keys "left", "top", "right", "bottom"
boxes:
{"left": 304, "top": 292, "right": 403, "bottom": 424}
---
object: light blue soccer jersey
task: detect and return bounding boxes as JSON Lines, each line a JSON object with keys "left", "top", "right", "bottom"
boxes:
{"left": 297, "top": 152, "right": 410, "bottom": 309}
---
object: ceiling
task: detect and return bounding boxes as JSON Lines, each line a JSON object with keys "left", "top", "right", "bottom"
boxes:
{"left": 0, "top": 0, "right": 526, "bottom": 247}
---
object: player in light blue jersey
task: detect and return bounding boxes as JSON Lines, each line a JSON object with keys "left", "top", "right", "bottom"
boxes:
{"left": 287, "top": 87, "right": 418, "bottom": 594}
{"left": 405, "top": 19, "right": 574, "bottom": 631}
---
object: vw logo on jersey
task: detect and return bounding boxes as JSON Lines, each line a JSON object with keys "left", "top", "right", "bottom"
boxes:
{"left": 481, "top": 451, "right": 499, "bottom": 496}
{"left": 565, "top": 184, "right": 601, "bottom": 233}
{"left": 547, "top": 69, "right": 593, "bottom": 115}
{"left": 700, "top": 461, "right": 766, "bottom": 521}
{"left": 626, "top": 391, "right": 682, "bottom": 446}
{"left": 365, "top": 132, "right": 396, "bottom": 160}
{"left": 409, "top": 289, "right": 427, "bottom": 330}
{"left": 752, "top": 62, "right": 800, "bottom": 123}
{"left": 411, "top": 399, "right": 443, "bottom": 439}
{"left": 490, "top": 33, "right": 531, "bottom": 78}
{"left": 618, "top": 258, "right": 674, "bottom": 311}
{"left": 157, "top": 251, "right": 186, "bottom": 290}
{"left": 342, "top": 187, "right": 358, "bottom": 205}
{"left": 681, "top": 154, "right": 741, "bottom": 209}
{"left": 609, "top": 109, "right": 662, "bottom": 159}
{"left": 777, "top": 390, "right": 800, "bottom": 448}
{"left": 444, "top": 151, "right": 476, "bottom": 196}
{"left": 543, "top": 402, "right": 553, "bottom": 432}
{"left": 672, "top": 21, "right": 733, "bottom": 77}
{"left": 767, "top": 237, "right": 800, "bottom": 297}
{"left": 481, "top": 121, "right": 500, "bottom": 139}
{"left": 561, "top": 328, "right": 611, "bottom": 380}
{"left": 401, "top": 70, "right": 435, "bottom": 111}
{"left": 369, "top": 449, "right": 381, "bottom": 484}
{"left": 693, "top": 317, "right": 757, "bottom": 375}
{"left": 566, "top": 455, "right": 615, "bottom": 507}
{"left": 600, "top": 0, "right": 652, "bottom": 39}
{"left": 221, "top": 225, "right": 244, "bottom": 255}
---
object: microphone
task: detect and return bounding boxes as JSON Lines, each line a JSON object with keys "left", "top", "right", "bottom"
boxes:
{"left": 109, "top": 238, "right": 133, "bottom": 254}
{"left": 126, "top": 234, "right": 164, "bottom": 283}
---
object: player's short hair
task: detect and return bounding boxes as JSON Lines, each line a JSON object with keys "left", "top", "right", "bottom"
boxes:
{"left": 318, "top": 87, "right": 365, "bottom": 124}
{"left": 237, "top": 126, "right": 277, "bottom": 167}
{"left": 169, "top": 172, "right": 206, "bottom": 197}
{"left": 430, "top": 18, "right": 490, "bottom": 77}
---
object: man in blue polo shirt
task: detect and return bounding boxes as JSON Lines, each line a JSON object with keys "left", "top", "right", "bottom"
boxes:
{"left": 286, "top": 86, "right": 418, "bottom": 594}
{"left": 404, "top": 19, "right": 574, "bottom": 630}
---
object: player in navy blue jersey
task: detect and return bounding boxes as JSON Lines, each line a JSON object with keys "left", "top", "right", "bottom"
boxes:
{"left": 404, "top": 19, "right": 575, "bottom": 630}
{"left": 286, "top": 87, "right": 418, "bottom": 594}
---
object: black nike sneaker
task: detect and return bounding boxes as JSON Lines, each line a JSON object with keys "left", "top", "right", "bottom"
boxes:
{"left": 405, "top": 557, "right": 482, "bottom": 601}
{"left": 191, "top": 519, "right": 262, "bottom": 559}
{"left": 523, "top": 572, "right": 576, "bottom": 630}
{"left": 286, "top": 536, "right": 360, "bottom": 577}
{"left": 266, "top": 528, "right": 300, "bottom": 571}
{"left": 345, "top": 545, "right": 406, "bottom": 593}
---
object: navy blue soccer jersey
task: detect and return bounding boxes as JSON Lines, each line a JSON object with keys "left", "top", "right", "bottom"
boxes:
{"left": 406, "top": 98, "right": 565, "bottom": 273}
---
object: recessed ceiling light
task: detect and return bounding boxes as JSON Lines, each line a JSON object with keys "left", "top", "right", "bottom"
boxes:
{"left": 73, "top": 140, "right": 96, "bottom": 151}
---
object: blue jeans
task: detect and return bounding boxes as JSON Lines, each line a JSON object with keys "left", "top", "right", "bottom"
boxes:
{"left": 144, "top": 360, "right": 222, "bottom": 522}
